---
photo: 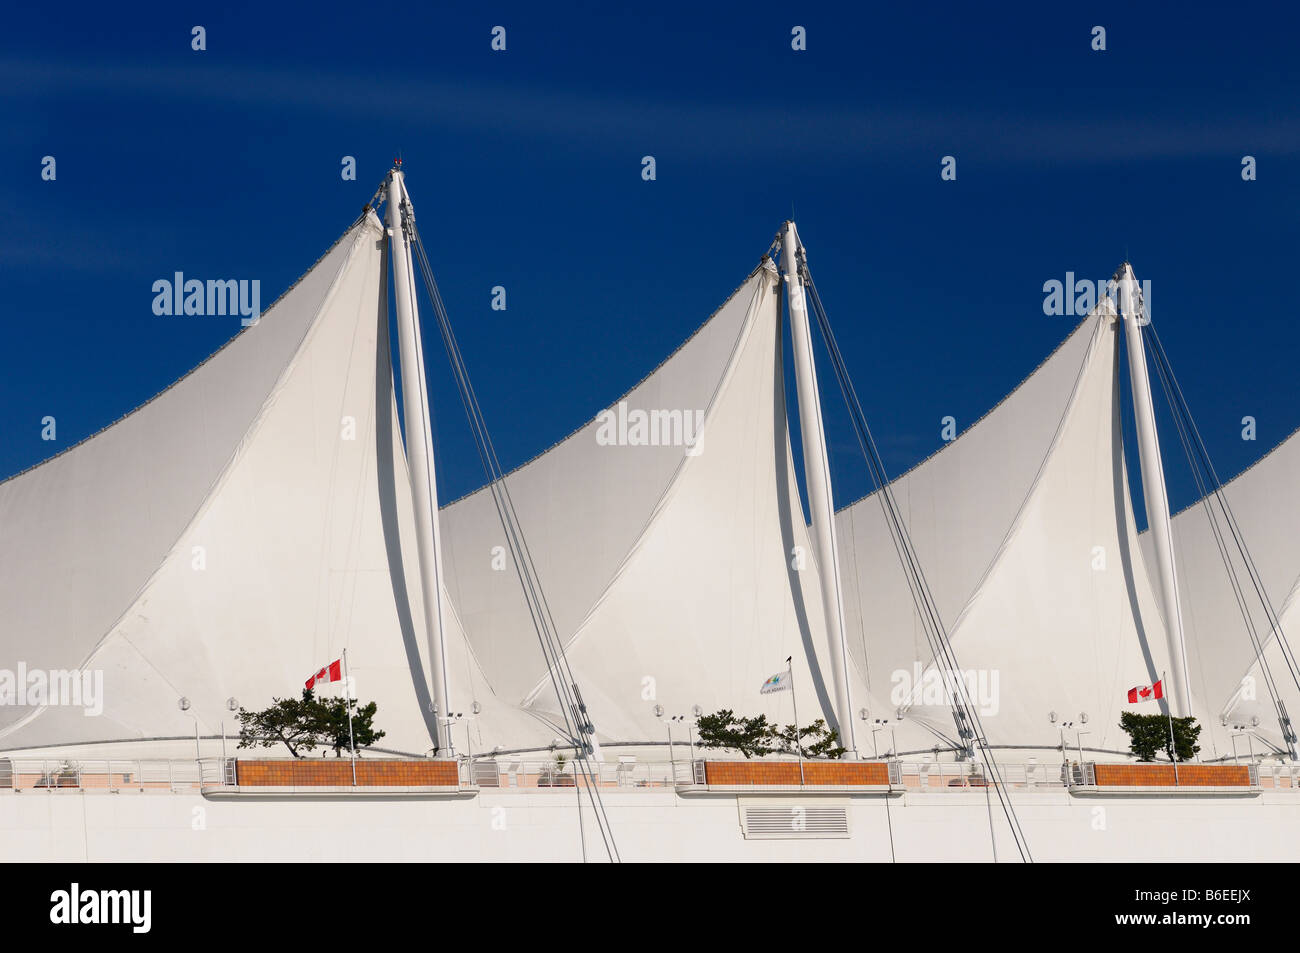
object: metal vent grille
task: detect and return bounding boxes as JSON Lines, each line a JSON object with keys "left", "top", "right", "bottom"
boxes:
{"left": 741, "top": 804, "right": 850, "bottom": 839}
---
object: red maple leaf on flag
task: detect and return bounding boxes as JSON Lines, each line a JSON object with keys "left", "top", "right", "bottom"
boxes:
{"left": 1126, "top": 680, "right": 1164, "bottom": 704}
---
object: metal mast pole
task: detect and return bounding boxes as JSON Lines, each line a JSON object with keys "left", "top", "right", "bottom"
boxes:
{"left": 343, "top": 648, "right": 358, "bottom": 786}
{"left": 1162, "top": 670, "right": 1180, "bottom": 785}
{"left": 788, "top": 656, "right": 806, "bottom": 787}
{"left": 386, "top": 168, "right": 454, "bottom": 755}
{"left": 782, "top": 221, "right": 857, "bottom": 757}
{"left": 1118, "top": 263, "right": 1192, "bottom": 719}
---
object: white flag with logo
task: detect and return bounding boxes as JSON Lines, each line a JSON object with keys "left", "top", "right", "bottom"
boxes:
{"left": 760, "top": 670, "right": 791, "bottom": 694}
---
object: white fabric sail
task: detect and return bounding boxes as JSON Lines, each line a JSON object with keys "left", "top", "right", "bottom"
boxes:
{"left": 436, "top": 266, "right": 776, "bottom": 709}
{"left": 900, "top": 307, "right": 1170, "bottom": 749}
{"left": 836, "top": 319, "right": 1098, "bottom": 702}
{"left": 836, "top": 305, "right": 1177, "bottom": 752}
{"left": 1151, "top": 425, "right": 1300, "bottom": 757}
{"left": 0, "top": 217, "right": 380, "bottom": 743}
{"left": 3, "top": 194, "right": 1276, "bottom": 764}
{"left": 0, "top": 213, "right": 545, "bottom": 753}
{"left": 0, "top": 208, "right": 851, "bottom": 755}
{"left": 520, "top": 260, "right": 862, "bottom": 741}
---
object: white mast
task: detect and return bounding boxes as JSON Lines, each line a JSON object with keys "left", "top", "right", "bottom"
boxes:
{"left": 781, "top": 221, "right": 857, "bottom": 757}
{"left": 1118, "top": 263, "right": 1192, "bottom": 718}
{"left": 386, "top": 168, "right": 453, "bottom": 754}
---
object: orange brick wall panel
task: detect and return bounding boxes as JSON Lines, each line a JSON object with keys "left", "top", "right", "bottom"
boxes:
{"left": 1092, "top": 763, "right": 1251, "bottom": 787}
{"left": 702, "top": 761, "right": 890, "bottom": 785}
{"left": 235, "top": 760, "right": 459, "bottom": 787}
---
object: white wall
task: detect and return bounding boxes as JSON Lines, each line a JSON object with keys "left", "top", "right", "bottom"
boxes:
{"left": 2, "top": 790, "right": 1295, "bottom": 862}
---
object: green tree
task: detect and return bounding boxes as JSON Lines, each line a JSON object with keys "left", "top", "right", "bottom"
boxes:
{"left": 696, "top": 709, "right": 778, "bottom": 758}
{"left": 1119, "top": 712, "right": 1201, "bottom": 762}
{"left": 317, "top": 696, "right": 386, "bottom": 757}
{"left": 236, "top": 689, "right": 385, "bottom": 758}
{"left": 696, "top": 709, "right": 846, "bottom": 760}
{"left": 771, "top": 718, "right": 847, "bottom": 760}
{"left": 236, "top": 689, "right": 323, "bottom": 758}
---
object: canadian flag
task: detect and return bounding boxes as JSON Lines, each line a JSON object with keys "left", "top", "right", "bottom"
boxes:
{"left": 305, "top": 659, "right": 343, "bottom": 691}
{"left": 1127, "top": 680, "right": 1164, "bottom": 704}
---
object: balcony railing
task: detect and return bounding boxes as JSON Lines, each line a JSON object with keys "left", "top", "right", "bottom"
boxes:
{"left": 464, "top": 757, "right": 692, "bottom": 789}
{"left": 2, "top": 756, "right": 1295, "bottom": 795}
{"left": 0, "top": 756, "right": 688, "bottom": 793}
{"left": 0, "top": 757, "right": 234, "bottom": 793}
{"left": 888, "top": 759, "right": 1080, "bottom": 791}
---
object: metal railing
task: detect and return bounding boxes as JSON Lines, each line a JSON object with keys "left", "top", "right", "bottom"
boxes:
{"left": 485, "top": 757, "right": 1085, "bottom": 792}
{"left": 0, "top": 757, "right": 234, "bottom": 793}
{"left": 470, "top": 757, "right": 901, "bottom": 790}
{"left": 895, "top": 760, "right": 1088, "bottom": 792}
{"left": 1253, "top": 762, "right": 1300, "bottom": 788}
{"left": 460, "top": 757, "right": 693, "bottom": 790}
{"left": 1, "top": 756, "right": 1291, "bottom": 795}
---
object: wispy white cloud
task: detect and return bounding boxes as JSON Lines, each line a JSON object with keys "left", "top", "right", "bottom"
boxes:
{"left": 3, "top": 56, "right": 1297, "bottom": 163}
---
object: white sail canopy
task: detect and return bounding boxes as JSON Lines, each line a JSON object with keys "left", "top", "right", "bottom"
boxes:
{"left": 0, "top": 209, "right": 856, "bottom": 756}
{"left": 437, "top": 266, "right": 774, "bottom": 709}
{"left": 898, "top": 307, "right": 1169, "bottom": 750}
{"left": 838, "top": 317, "right": 1101, "bottom": 706}
{"left": 1, "top": 195, "right": 1288, "bottom": 763}
{"left": 0, "top": 213, "right": 544, "bottom": 753}
{"left": 1153, "top": 426, "right": 1300, "bottom": 757}
{"left": 512, "top": 260, "right": 860, "bottom": 740}
{"left": 835, "top": 304, "right": 1184, "bottom": 752}
{"left": 0, "top": 222, "right": 365, "bottom": 739}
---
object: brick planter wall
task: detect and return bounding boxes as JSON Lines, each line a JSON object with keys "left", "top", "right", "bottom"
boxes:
{"left": 234, "top": 759, "right": 459, "bottom": 787}
{"left": 702, "top": 760, "right": 890, "bottom": 785}
{"left": 1092, "top": 763, "right": 1252, "bottom": 787}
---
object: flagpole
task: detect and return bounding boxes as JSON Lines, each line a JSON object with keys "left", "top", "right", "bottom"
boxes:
{"left": 1162, "top": 671, "right": 1179, "bottom": 786}
{"left": 787, "top": 656, "right": 805, "bottom": 788}
{"left": 343, "top": 649, "right": 358, "bottom": 787}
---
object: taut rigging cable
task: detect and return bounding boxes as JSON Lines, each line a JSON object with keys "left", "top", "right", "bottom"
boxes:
{"left": 1142, "top": 321, "right": 1300, "bottom": 755}
{"left": 388, "top": 184, "right": 620, "bottom": 861}
{"left": 796, "top": 245, "right": 1033, "bottom": 862}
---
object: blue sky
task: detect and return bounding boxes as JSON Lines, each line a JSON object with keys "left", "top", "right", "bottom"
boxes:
{"left": 3, "top": 2, "right": 1299, "bottom": 522}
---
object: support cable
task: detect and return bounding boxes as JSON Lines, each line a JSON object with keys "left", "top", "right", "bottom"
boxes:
{"left": 1147, "top": 322, "right": 1300, "bottom": 692}
{"left": 1143, "top": 322, "right": 1300, "bottom": 756}
{"left": 396, "top": 199, "right": 620, "bottom": 861}
{"left": 1144, "top": 327, "right": 1286, "bottom": 753}
{"left": 797, "top": 250, "right": 1033, "bottom": 862}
